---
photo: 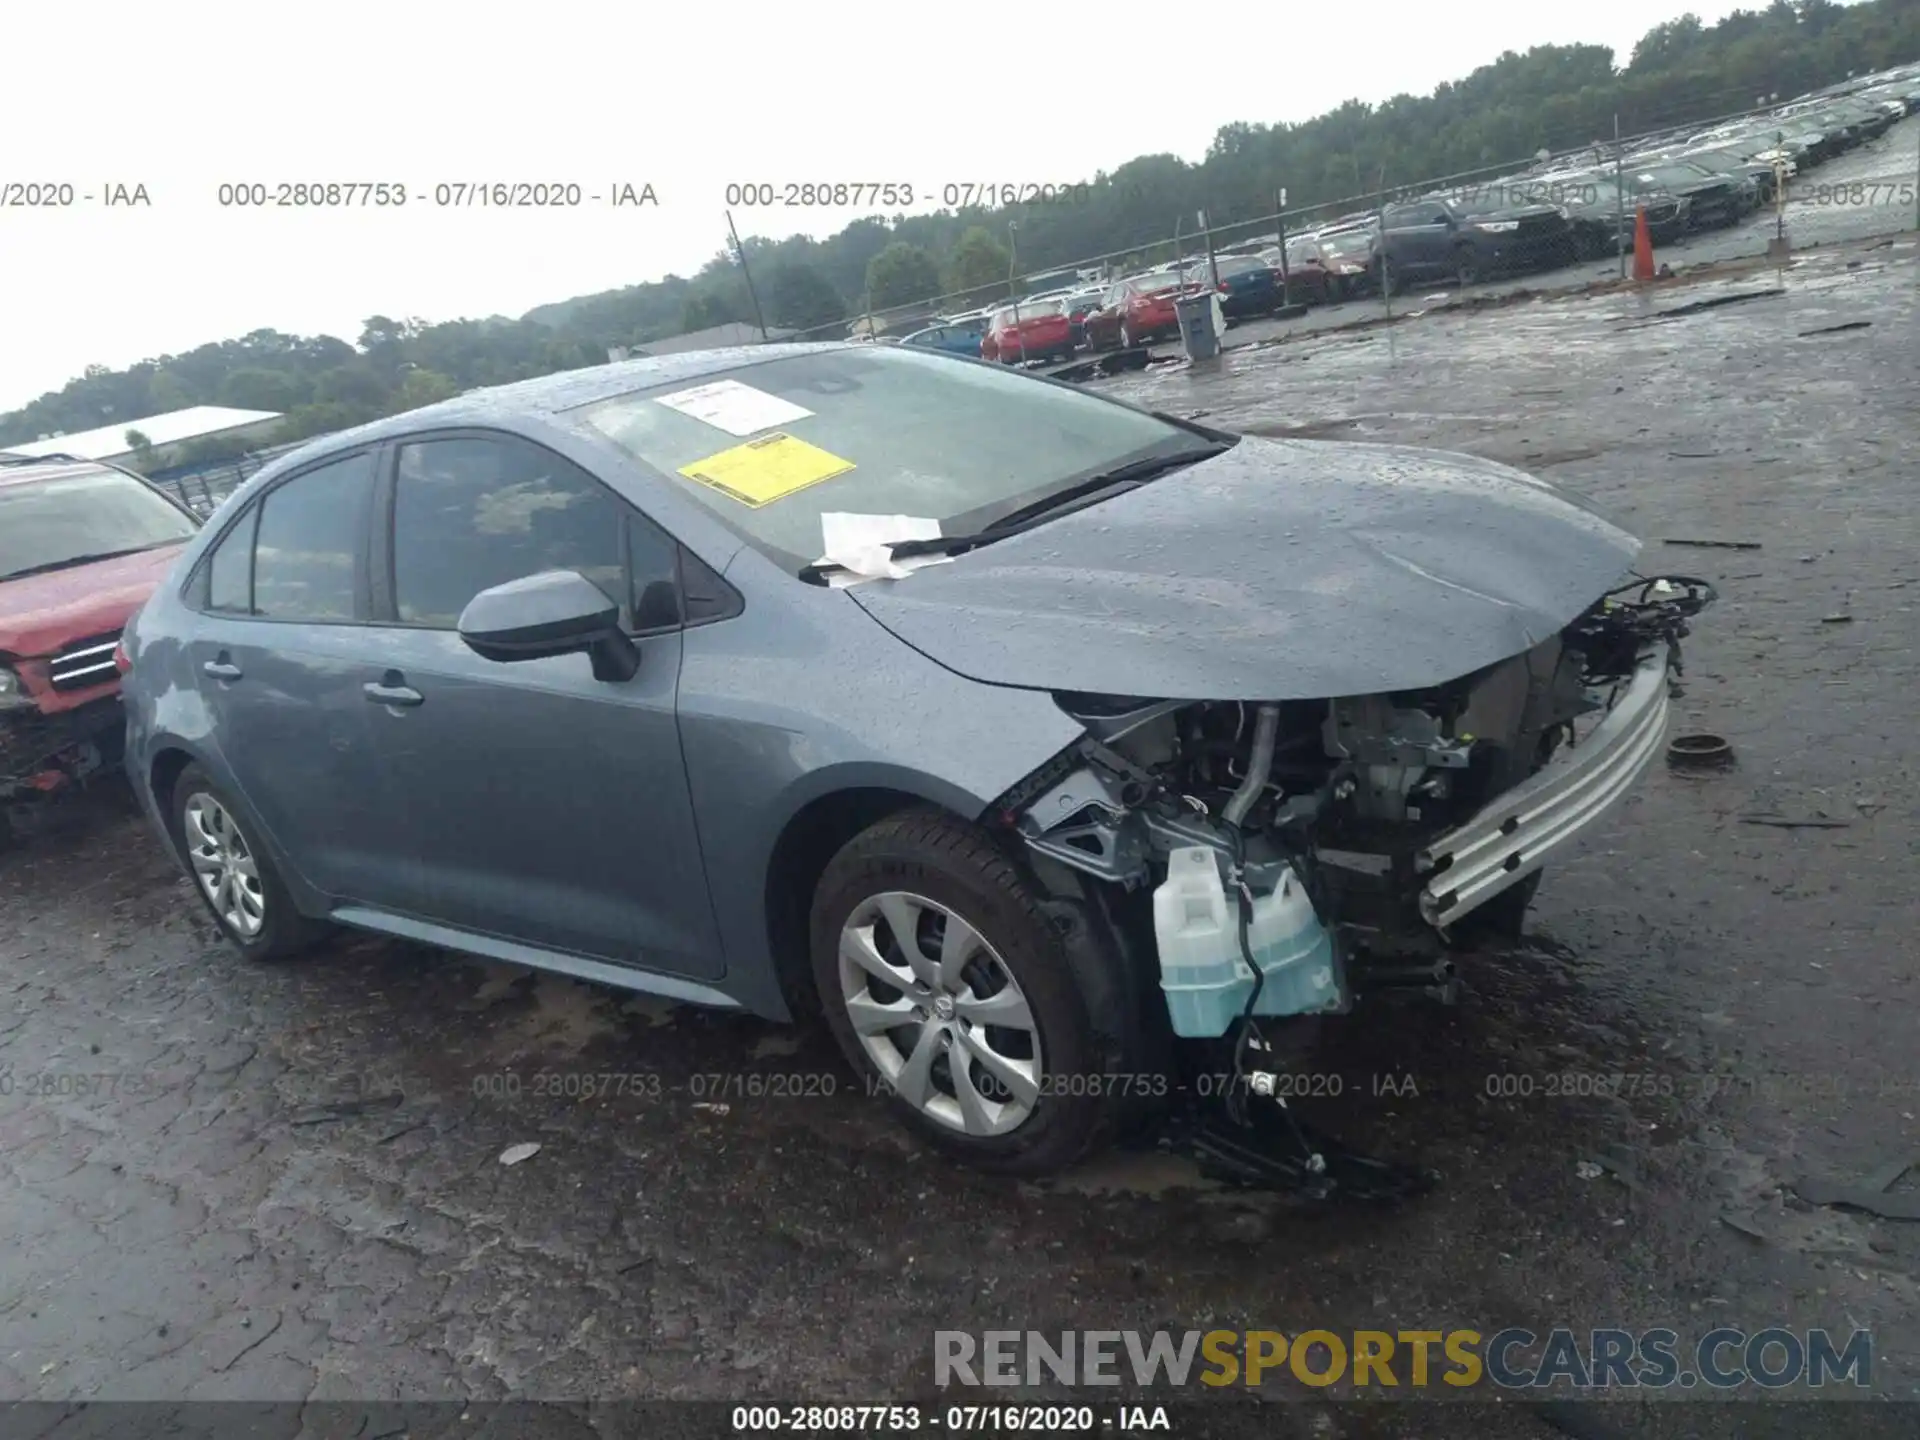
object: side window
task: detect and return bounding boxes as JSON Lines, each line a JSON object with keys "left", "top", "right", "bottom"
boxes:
{"left": 629, "top": 511, "right": 682, "bottom": 631}
{"left": 390, "top": 435, "right": 629, "bottom": 629}
{"left": 252, "top": 453, "right": 375, "bottom": 621}
{"left": 205, "top": 505, "right": 258, "bottom": 613}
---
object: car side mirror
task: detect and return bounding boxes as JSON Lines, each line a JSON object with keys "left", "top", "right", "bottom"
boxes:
{"left": 457, "top": 569, "right": 641, "bottom": 683}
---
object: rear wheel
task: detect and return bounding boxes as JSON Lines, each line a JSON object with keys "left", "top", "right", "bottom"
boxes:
{"left": 810, "top": 808, "right": 1126, "bottom": 1175}
{"left": 169, "top": 764, "right": 326, "bottom": 960}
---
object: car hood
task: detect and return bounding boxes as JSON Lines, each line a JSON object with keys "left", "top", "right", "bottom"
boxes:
{"left": 0, "top": 544, "right": 185, "bottom": 658}
{"left": 1470, "top": 203, "right": 1564, "bottom": 222}
{"left": 848, "top": 437, "right": 1639, "bottom": 702}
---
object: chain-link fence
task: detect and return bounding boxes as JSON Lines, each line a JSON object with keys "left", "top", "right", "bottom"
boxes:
{"left": 149, "top": 440, "right": 309, "bottom": 518}
{"left": 756, "top": 86, "right": 1920, "bottom": 350}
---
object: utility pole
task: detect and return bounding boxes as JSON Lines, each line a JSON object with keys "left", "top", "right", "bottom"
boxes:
{"left": 1375, "top": 166, "right": 1392, "bottom": 320}
{"left": 726, "top": 210, "right": 770, "bottom": 342}
{"left": 1614, "top": 114, "right": 1627, "bottom": 280}
{"left": 1275, "top": 187, "right": 1291, "bottom": 302}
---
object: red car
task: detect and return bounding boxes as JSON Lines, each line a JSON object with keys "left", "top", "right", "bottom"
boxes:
{"left": 0, "top": 453, "right": 200, "bottom": 844}
{"left": 1083, "top": 273, "right": 1212, "bottom": 351}
{"left": 980, "top": 298, "right": 1076, "bottom": 364}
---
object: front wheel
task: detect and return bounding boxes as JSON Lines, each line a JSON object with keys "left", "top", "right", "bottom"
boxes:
{"left": 810, "top": 809, "right": 1125, "bottom": 1175}
{"left": 169, "top": 764, "right": 326, "bottom": 960}
{"left": 1453, "top": 245, "right": 1481, "bottom": 288}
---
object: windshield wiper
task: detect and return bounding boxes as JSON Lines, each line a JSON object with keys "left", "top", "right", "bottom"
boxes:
{"left": 0, "top": 541, "right": 181, "bottom": 582}
{"left": 885, "top": 442, "right": 1233, "bottom": 561}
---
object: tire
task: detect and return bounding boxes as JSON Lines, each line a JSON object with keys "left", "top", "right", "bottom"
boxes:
{"left": 809, "top": 808, "right": 1127, "bottom": 1176}
{"left": 168, "top": 764, "right": 326, "bottom": 961}
{"left": 1452, "top": 244, "right": 1480, "bottom": 288}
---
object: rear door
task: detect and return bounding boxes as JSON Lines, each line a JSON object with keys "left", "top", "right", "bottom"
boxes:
{"left": 1383, "top": 203, "right": 1451, "bottom": 272}
{"left": 182, "top": 448, "right": 414, "bottom": 907}
{"left": 355, "top": 429, "right": 724, "bottom": 978}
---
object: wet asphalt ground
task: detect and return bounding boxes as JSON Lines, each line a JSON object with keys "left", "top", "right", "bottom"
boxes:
{"left": 3, "top": 238, "right": 1919, "bottom": 1436}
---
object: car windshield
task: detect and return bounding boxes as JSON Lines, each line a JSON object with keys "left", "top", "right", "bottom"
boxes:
{"left": 1213, "top": 256, "right": 1268, "bottom": 276}
{"left": 0, "top": 468, "right": 198, "bottom": 581}
{"left": 997, "top": 298, "right": 1066, "bottom": 321}
{"left": 573, "top": 347, "right": 1204, "bottom": 570}
{"left": 1319, "top": 231, "right": 1372, "bottom": 256}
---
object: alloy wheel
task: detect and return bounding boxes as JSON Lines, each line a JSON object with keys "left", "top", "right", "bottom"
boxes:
{"left": 183, "top": 792, "right": 266, "bottom": 938}
{"left": 837, "top": 890, "right": 1043, "bottom": 1137}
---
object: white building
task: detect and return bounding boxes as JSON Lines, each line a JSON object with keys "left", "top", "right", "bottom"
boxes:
{"left": 6, "top": 405, "right": 284, "bottom": 469}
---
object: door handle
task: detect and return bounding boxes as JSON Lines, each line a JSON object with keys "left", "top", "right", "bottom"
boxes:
{"left": 364, "top": 681, "right": 424, "bottom": 708}
{"left": 203, "top": 659, "right": 242, "bottom": 682}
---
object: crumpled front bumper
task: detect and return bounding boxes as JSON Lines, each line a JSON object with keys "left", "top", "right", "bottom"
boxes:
{"left": 1417, "top": 648, "right": 1672, "bottom": 928}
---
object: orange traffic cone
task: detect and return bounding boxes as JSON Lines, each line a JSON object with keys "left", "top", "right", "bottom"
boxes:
{"left": 1632, "top": 206, "right": 1656, "bottom": 282}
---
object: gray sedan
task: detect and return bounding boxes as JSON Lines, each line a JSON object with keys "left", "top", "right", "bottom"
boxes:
{"left": 119, "top": 343, "right": 1709, "bottom": 1174}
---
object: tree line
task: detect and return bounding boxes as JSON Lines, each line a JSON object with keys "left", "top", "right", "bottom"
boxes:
{"left": 3, "top": 0, "right": 1912, "bottom": 466}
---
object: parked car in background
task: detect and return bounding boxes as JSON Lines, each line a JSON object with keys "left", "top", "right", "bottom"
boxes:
{"left": 118, "top": 342, "right": 1710, "bottom": 1176}
{"left": 1543, "top": 174, "right": 1687, "bottom": 257}
{"left": 1313, "top": 226, "right": 1380, "bottom": 297}
{"left": 903, "top": 316, "right": 988, "bottom": 357}
{"left": 1, "top": 453, "right": 201, "bottom": 846}
{"left": 1624, "top": 163, "right": 1744, "bottom": 232}
{"left": 1264, "top": 237, "right": 1341, "bottom": 304}
{"left": 1209, "top": 255, "right": 1285, "bottom": 318}
{"left": 1377, "top": 193, "right": 1574, "bottom": 289}
{"left": 981, "top": 298, "right": 1075, "bottom": 364}
{"left": 1101, "top": 273, "right": 1211, "bottom": 348}
{"left": 1675, "top": 148, "right": 1776, "bottom": 207}
{"left": 1064, "top": 288, "right": 1107, "bottom": 345}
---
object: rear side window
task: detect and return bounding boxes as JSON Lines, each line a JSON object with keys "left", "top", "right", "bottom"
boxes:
{"left": 391, "top": 434, "right": 661, "bottom": 629}
{"left": 251, "top": 453, "right": 375, "bottom": 621}
{"left": 206, "top": 506, "right": 257, "bottom": 613}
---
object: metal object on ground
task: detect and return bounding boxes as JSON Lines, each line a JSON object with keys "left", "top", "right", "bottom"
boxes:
{"left": 1667, "top": 732, "right": 1735, "bottom": 772}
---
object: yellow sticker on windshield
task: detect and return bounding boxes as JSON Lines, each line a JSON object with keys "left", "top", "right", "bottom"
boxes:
{"left": 679, "top": 433, "right": 855, "bottom": 508}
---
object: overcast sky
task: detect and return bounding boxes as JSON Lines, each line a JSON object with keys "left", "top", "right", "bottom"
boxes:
{"left": 1, "top": 0, "right": 1768, "bottom": 414}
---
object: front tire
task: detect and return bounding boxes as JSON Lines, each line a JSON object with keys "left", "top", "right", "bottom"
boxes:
{"left": 169, "top": 764, "right": 326, "bottom": 960}
{"left": 809, "top": 808, "right": 1123, "bottom": 1176}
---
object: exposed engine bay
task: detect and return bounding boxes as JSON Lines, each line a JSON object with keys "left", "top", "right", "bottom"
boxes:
{"left": 995, "top": 575, "right": 1717, "bottom": 1024}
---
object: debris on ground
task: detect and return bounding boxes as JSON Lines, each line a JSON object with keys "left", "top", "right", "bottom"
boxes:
{"left": 1623, "top": 288, "right": 1786, "bottom": 325}
{"left": 1792, "top": 1158, "right": 1920, "bottom": 1221}
{"left": 289, "top": 1093, "right": 405, "bottom": 1126}
{"left": 1662, "top": 537, "right": 1761, "bottom": 550}
{"left": 1575, "top": 1161, "right": 1604, "bottom": 1180}
{"left": 1738, "top": 815, "right": 1852, "bottom": 830}
{"left": 498, "top": 1142, "right": 542, "bottom": 1166}
{"left": 1720, "top": 1212, "right": 1770, "bottom": 1242}
{"left": 1822, "top": 612, "right": 1854, "bottom": 624}
{"left": 1799, "top": 320, "right": 1873, "bottom": 337}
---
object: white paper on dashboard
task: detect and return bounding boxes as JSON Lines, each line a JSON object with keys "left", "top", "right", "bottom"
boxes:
{"left": 815, "top": 512, "right": 954, "bottom": 581}
{"left": 654, "top": 378, "right": 814, "bottom": 436}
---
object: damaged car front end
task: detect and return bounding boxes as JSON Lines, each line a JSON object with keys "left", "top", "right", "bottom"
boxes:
{"left": 840, "top": 425, "right": 1715, "bottom": 1186}
{"left": 1002, "top": 573, "right": 1708, "bottom": 1010}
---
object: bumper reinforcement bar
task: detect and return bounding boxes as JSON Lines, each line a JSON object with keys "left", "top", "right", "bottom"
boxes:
{"left": 1417, "top": 649, "right": 1672, "bottom": 928}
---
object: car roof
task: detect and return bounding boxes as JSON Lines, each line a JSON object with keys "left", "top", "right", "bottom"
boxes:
{"left": 0, "top": 452, "right": 128, "bottom": 491}
{"left": 260, "top": 342, "right": 861, "bottom": 467}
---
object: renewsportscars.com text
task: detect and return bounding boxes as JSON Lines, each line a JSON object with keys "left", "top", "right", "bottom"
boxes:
{"left": 935, "top": 1327, "right": 1872, "bottom": 1392}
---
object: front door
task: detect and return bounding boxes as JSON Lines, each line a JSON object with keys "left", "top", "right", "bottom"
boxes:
{"left": 358, "top": 431, "right": 723, "bottom": 979}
